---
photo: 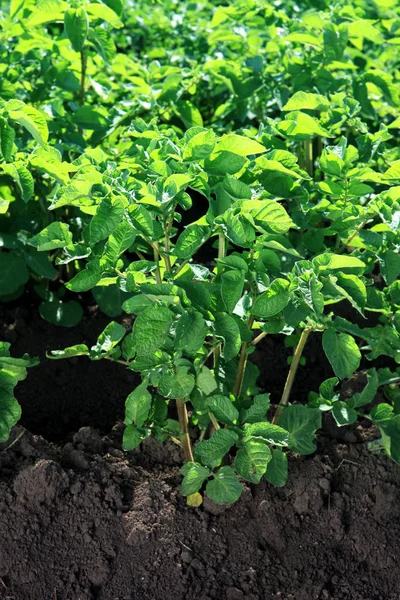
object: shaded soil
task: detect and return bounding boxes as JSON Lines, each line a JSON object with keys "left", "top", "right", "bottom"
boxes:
{"left": 1, "top": 300, "right": 400, "bottom": 600}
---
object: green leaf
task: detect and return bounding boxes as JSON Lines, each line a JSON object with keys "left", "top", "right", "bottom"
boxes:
{"left": 197, "top": 366, "right": 217, "bottom": 396}
{"left": 331, "top": 401, "right": 358, "bottom": 427}
{"left": 48, "top": 344, "right": 89, "bottom": 360}
{"left": 195, "top": 429, "right": 238, "bottom": 467}
{"left": 278, "top": 111, "right": 331, "bottom": 140}
{"left": 158, "top": 368, "right": 195, "bottom": 399}
{"left": 175, "top": 100, "right": 203, "bottom": 129}
{"left": 6, "top": 100, "right": 48, "bottom": 145}
{"left": 252, "top": 279, "right": 290, "bottom": 318}
{"left": 90, "top": 321, "right": 126, "bottom": 358}
{"left": 102, "top": 221, "right": 136, "bottom": 265}
{"left": 3, "top": 163, "right": 34, "bottom": 202}
{"left": 86, "top": 2, "right": 123, "bottom": 27}
{"left": 279, "top": 405, "right": 321, "bottom": 455}
{"left": 92, "top": 285, "right": 129, "bottom": 318}
{"left": 175, "top": 311, "right": 207, "bottom": 353}
{"left": 379, "top": 250, "right": 400, "bottom": 285}
{"left": 122, "top": 425, "right": 143, "bottom": 451}
{"left": 235, "top": 439, "right": 271, "bottom": 483}
{"left": 183, "top": 129, "right": 216, "bottom": 161}
{"left": 180, "top": 462, "right": 211, "bottom": 496}
{"left": 349, "top": 369, "right": 379, "bottom": 411}
{"left": 215, "top": 313, "right": 241, "bottom": 362}
{"left": 174, "top": 224, "right": 210, "bottom": 259}
{"left": 30, "top": 222, "right": 72, "bottom": 251}
{"left": 27, "top": 0, "right": 67, "bottom": 25}
{"left": 40, "top": 300, "right": 83, "bottom": 327}
{"left": 0, "top": 253, "right": 29, "bottom": 295}
{"left": 64, "top": 7, "right": 88, "bottom": 52}
{"left": 264, "top": 448, "right": 288, "bottom": 487}
{"left": 327, "top": 274, "right": 366, "bottom": 316}
{"left": 132, "top": 305, "right": 173, "bottom": 354}
{"left": 322, "top": 329, "right": 361, "bottom": 379}
{"left": 206, "top": 466, "right": 242, "bottom": 504}
{"left": 220, "top": 269, "right": 245, "bottom": 313}
{"left": 125, "top": 382, "right": 152, "bottom": 427}
{"left": 241, "top": 199, "right": 293, "bottom": 234}
{"left": 314, "top": 254, "right": 365, "bottom": 275}
{"left": 90, "top": 197, "right": 125, "bottom": 244}
{"left": 282, "top": 91, "right": 330, "bottom": 112}
{"left": 73, "top": 106, "right": 109, "bottom": 131}
{"left": 217, "top": 134, "right": 266, "bottom": 156}
{"left": 66, "top": 259, "right": 103, "bottom": 292}
{"left": 243, "top": 422, "right": 289, "bottom": 446}
{"left": 240, "top": 393, "right": 270, "bottom": 424}
{"left": 206, "top": 394, "right": 239, "bottom": 426}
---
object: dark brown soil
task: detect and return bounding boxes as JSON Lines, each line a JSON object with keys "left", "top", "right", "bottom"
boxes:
{"left": 1, "top": 301, "right": 400, "bottom": 600}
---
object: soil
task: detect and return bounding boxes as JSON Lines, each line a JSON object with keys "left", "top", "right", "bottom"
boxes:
{"left": 0, "top": 300, "right": 399, "bottom": 600}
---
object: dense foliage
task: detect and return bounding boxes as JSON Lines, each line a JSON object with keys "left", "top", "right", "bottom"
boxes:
{"left": 0, "top": 0, "right": 400, "bottom": 503}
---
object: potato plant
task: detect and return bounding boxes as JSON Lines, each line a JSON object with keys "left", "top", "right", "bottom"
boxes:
{"left": 0, "top": 0, "right": 399, "bottom": 503}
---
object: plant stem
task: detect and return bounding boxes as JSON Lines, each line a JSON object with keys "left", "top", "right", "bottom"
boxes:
{"left": 153, "top": 247, "right": 162, "bottom": 284}
{"left": 272, "top": 328, "right": 311, "bottom": 425}
{"left": 304, "top": 139, "right": 313, "bottom": 176}
{"left": 338, "top": 217, "right": 370, "bottom": 254}
{"left": 218, "top": 233, "right": 226, "bottom": 260}
{"left": 176, "top": 398, "right": 194, "bottom": 462}
{"left": 79, "top": 50, "right": 87, "bottom": 106}
{"left": 250, "top": 330, "right": 268, "bottom": 346}
{"left": 208, "top": 412, "right": 220, "bottom": 430}
{"left": 164, "top": 218, "right": 172, "bottom": 273}
{"left": 233, "top": 314, "right": 255, "bottom": 398}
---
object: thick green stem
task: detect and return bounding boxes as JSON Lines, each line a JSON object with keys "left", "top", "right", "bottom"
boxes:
{"left": 218, "top": 233, "right": 226, "bottom": 260}
{"left": 250, "top": 330, "right": 267, "bottom": 346}
{"left": 176, "top": 398, "right": 194, "bottom": 462}
{"left": 304, "top": 139, "right": 313, "bottom": 176}
{"left": 272, "top": 329, "right": 311, "bottom": 425}
{"left": 164, "top": 219, "right": 172, "bottom": 273}
{"left": 79, "top": 50, "right": 87, "bottom": 106}
{"left": 233, "top": 315, "right": 255, "bottom": 398}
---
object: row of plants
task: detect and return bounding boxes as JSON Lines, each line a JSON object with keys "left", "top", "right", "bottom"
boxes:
{"left": 0, "top": 0, "right": 399, "bottom": 503}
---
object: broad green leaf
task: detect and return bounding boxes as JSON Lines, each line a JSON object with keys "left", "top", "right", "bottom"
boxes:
{"left": 243, "top": 422, "right": 289, "bottom": 446}
{"left": 158, "top": 368, "right": 195, "bottom": 399}
{"left": 314, "top": 254, "right": 365, "bottom": 275}
{"left": 278, "top": 111, "right": 331, "bottom": 140}
{"left": 73, "top": 106, "right": 109, "bottom": 131}
{"left": 132, "top": 305, "right": 173, "bottom": 354}
{"left": 240, "top": 393, "right": 270, "bottom": 424}
{"left": 174, "top": 224, "right": 210, "bottom": 259}
{"left": 6, "top": 100, "right": 48, "bottom": 145}
{"left": 215, "top": 313, "right": 241, "bottom": 362}
{"left": 86, "top": 3, "right": 123, "bottom": 27}
{"left": 204, "top": 151, "right": 246, "bottom": 176}
{"left": 282, "top": 92, "right": 330, "bottom": 112}
{"left": 175, "top": 311, "right": 207, "bottom": 353}
{"left": 180, "top": 462, "right": 211, "bottom": 496}
{"left": 127, "top": 204, "right": 154, "bottom": 238}
{"left": 30, "top": 222, "right": 72, "bottom": 251}
{"left": 217, "top": 134, "right": 266, "bottom": 156}
{"left": 27, "top": 0, "right": 67, "bottom": 25}
{"left": 348, "top": 368, "right": 379, "bottom": 409}
{"left": 206, "top": 466, "right": 242, "bottom": 504}
{"left": 331, "top": 401, "right": 358, "bottom": 427}
{"left": 195, "top": 429, "right": 238, "bottom": 467}
{"left": 322, "top": 329, "right": 361, "bottom": 379}
{"left": 379, "top": 250, "right": 400, "bottom": 285}
{"left": 327, "top": 274, "right": 366, "bottom": 315}
{"left": 40, "top": 300, "right": 83, "bottom": 327}
{"left": 183, "top": 129, "right": 216, "bottom": 161}
{"left": 206, "top": 394, "right": 239, "bottom": 426}
{"left": 2, "top": 163, "right": 34, "bottom": 202}
{"left": 50, "top": 169, "right": 103, "bottom": 210}
{"left": 102, "top": 221, "right": 136, "bottom": 264}
{"left": 252, "top": 279, "right": 290, "bottom": 318}
{"left": 235, "top": 439, "right": 271, "bottom": 483}
{"left": 64, "top": 7, "right": 88, "bottom": 52}
{"left": 90, "top": 197, "right": 125, "bottom": 244}
{"left": 90, "top": 321, "right": 126, "bottom": 358}
{"left": 220, "top": 270, "right": 245, "bottom": 312}
{"left": 66, "top": 259, "right": 103, "bottom": 292}
{"left": 0, "top": 253, "right": 29, "bottom": 295}
{"left": 241, "top": 199, "right": 293, "bottom": 234}
{"left": 175, "top": 100, "right": 203, "bottom": 129}
{"left": 92, "top": 285, "right": 129, "bottom": 318}
{"left": 264, "top": 448, "right": 288, "bottom": 487}
{"left": 125, "top": 382, "right": 152, "bottom": 427}
{"left": 279, "top": 405, "right": 321, "bottom": 455}
{"left": 48, "top": 344, "right": 89, "bottom": 360}
{"left": 122, "top": 425, "right": 143, "bottom": 451}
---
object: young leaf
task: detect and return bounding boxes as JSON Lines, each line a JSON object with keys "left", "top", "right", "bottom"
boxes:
{"left": 6, "top": 100, "right": 48, "bottom": 146}
{"left": 125, "top": 382, "right": 152, "bottom": 427}
{"left": 195, "top": 429, "right": 238, "bottom": 467}
{"left": 206, "top": 466, "right": 242, "bottom": 504}
{"left": 264, "top": 448, "right": 288, "bottom": 487}
{"left": 180, "top": 462, "right": 211, "bottom": 496}
{"left": 240, "top": 393, "right": 270, "bottom": 424}
{"left": 122, "top": 425, "right": 143, "bottom": 451}
{"left": 64, "top": 7, "right": 89, "bottom": 52}
{"left": 322, "top": 329, "right": 361, "bottom": 379}
{"left": 90, "top": 321, "right": 126, "bottom": 358}
{"left": 279, "top": 405, "right": 321, "bottom": 455}
{"left": 30, "top": 222, "right": 72, "bottom": 251}
{"left": 235, "top": 439, "right": 271, "bottom": 483}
